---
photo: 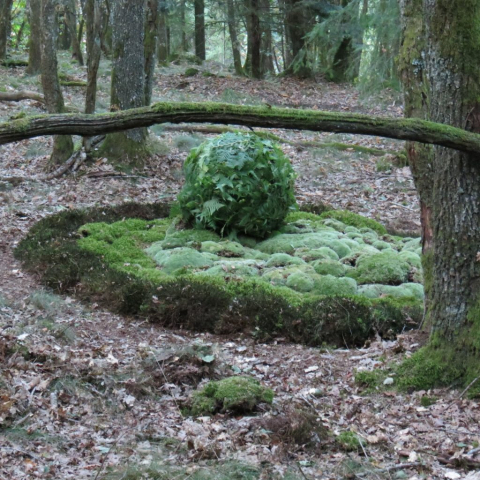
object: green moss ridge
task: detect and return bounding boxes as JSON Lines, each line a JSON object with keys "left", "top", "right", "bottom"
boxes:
{"left": 319, "top": 210, "right": 387, "bottom": 235}
{"left": 15, "top": 203, "right": 422, "bottom": 347}
{"left": 189, "top": 376, "right": 274, "bottom": 415}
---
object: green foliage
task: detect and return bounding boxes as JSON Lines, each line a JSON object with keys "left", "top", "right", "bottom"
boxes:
{"left": 319, "top": 210, "right": 387, "bottom": 235}
{"left": 337, "top": 431, "right": 362, "bottom": 451}
{"left": 188, "top": 376, "right": 274, "bottom": 416}
{"left": 178, "top": 133, "right": 297, "bottom": 238}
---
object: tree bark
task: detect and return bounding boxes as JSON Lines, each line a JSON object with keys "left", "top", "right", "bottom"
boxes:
{"left": 63, "top": 0, "right": 84, "bottom": 65}
{"left": 0, "top": 0, "right": 13, "bottom": 59}
{"left": 246, "top": 0, "right": 261, "bottom": 78}
{"left": 101, "top": 0, "right": 148, "bottom": 164}
{"left": 194, "top": 0, "right": 205, "bottom": 61}
{"left": 157, "top": 1, "right": 168, "bottom": 62}
{"left": 260, "top": 0, "right": 274, "bottom": 75}
{"left": 227, "top": 0, "right": 243, "bottom": 75}
{"left": 3, "top": 102, "right": 480, "bottom": 154}
{"left": 27, "top": 0, "right": 42, "bottom": 74}
{"left": 144, "top": 0, "right": 158, "bottom": 106}
{"left": 41, "top": 0, "right": 74, "bottom": 166}
{"left": 399, "top": 0, "right": 434, "bottom": 320}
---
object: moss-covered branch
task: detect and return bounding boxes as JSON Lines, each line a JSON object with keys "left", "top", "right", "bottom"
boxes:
{"left": 1, "top": 101, "right": 480, "bottom": 155}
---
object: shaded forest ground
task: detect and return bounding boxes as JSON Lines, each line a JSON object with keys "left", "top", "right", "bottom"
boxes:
{"left": 0, "top": 56, "right": 478, "bottom": 480}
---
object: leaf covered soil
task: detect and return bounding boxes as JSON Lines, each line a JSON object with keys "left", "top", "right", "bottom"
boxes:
{"left": 0, "top": 57, "right": 477, "bottom": 479}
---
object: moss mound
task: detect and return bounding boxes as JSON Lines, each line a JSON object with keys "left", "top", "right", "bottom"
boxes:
{"left": 188, "top": 376, "right": 274, "bottom": 416}
{"left": 177, "top": 132, "right": 297, "bottom": 238}
{"left": 349, "top": 251, "right": 411, "bottom": 285}
{"left": 15, "top": 203, "right": 423, "bottom": 347}
{"left": 319, "top": 210, "right": 387, "bottom": 235}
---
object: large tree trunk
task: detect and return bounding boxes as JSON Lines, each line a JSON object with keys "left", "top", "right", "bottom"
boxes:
{"left": 27, "top": 0, "right": 42, "bottom": 74}
{"left": 100, "top": 0, "right": 148, "bottom": 165}
{"left": 144, "top": 0, "right": 158, "bottom": 106}
{"left": 283, "top": 0, "right": 312, "bottom": 78}
{"left": 227, "top": 0, "right": 243, "bottom": 75}
{"left": 399, "top": 0, "right": 434, "bottom": 312}
{"left": 194, "top": 0, "right": 205, "bottom": 61}
{"left": 260, "top": 0, "right": 274, "bottom": 75}
{"left": 398, "top": 0, "right": 480, "bottom": 393}
{"left": 0, "top": 0, "right": 13, "bottom": 59}
{"left": 41, "top": 0, "right": 74, "bottom": 166}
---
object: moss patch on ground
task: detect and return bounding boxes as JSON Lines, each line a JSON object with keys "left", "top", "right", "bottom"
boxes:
{"left": 188, "top": 376, "right": 274, "bottom": 416}
{"left": 15, "top": 202, "right": 423, "bottom": 347}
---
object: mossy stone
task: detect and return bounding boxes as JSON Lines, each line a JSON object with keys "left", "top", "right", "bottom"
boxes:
{"left": 161, "top": 228, "right": 220, "bottom": 249}
{"left": 184, "top": 67, "right": 200, "bottom": 76}
{"left": 286, "top": 272, "right": 315, "bottom": 292}
{"left": 200, "top": 240, "right": 245, "bottom": 257}
{"left": 261, "top": 268, "right": 287, "bottom": 286}
{"left": 311, "top": 259, "right": 347, "bottom": 277}
{"left": 265, "top": 253, "right": 305, "bottom": 267}
{"left": 398, "top": 250, "right": 422, "bottom": 269}
{"left": 319, "top": 210, "right": 387, "bottom": 235}
{"left": 372, "top": 240, "right": 392, "bottom": 251}
{"left": 351, "top": 251, "right": 411, "bottom": 285}
{"left": 312, "top": 275, "right": 357, "bottom": 296}
{"left": 189, "top": 376, "right": 274, "bottom": 415}
{"left": 200, "top": 262, "right": 259, "bottom": 277}
{"left": 150, "top": 247, "right": 214, "bottom": 273}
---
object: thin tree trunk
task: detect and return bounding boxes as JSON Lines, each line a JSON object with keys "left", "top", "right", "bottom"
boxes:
{"left": 157, "top": 1, "right": 168, "bottom": 62}
{"left": 180, "top": 0, "right": 187, "bottom": 51}
{"left": 227, "top": 0, "right": 243, "bottom": 75}
{"left": 41, "top": 0, "right": 74, "bottom": 166}
{"left": 0, "top": 0, "right": 13, "bottom": 59}
{"left": 144, "top": 0, "right": 158, "bottom": 106}
{"left": 260, "top": 0, "right": 274, "bottom": 75}
{"left": 248, "top": 0, "right": 261, "bottom": 78}
{"left": 64, "top": 0, "right": 84, "bottom": 65}
{"left": 100, "top": 0, "right": 148, "bottom": 165}
{"left": 27, "top": 0, "right": 42, "bottom": 74}
{"left": 194, "top": 0, "right": 206, "bottom": 60}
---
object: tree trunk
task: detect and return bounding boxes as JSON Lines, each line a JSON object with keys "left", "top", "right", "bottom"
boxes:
{"left": 3, "top": 102, "right": 480, "bottom": 154}
{"left": 144, "top": 0, "right": 158, "bottom": 106}
{"left": 398, "top": 0, "right": 480, "bottom": 394}
{"left": 64, "top": 0, "right": 84, "bottom": 65}
{"left": 399, "top": 0, "right": 434, "bottom": 312}
{"left": 100, "top": 0, "right": 148, "bottom": 165}
{"left": 227, "top": 0, "right": 243, "bottom": 75}
{"left": 41, "top": 0, "right": 74, "bottom": 166}
{"left": 83, "top": 0, "right": 102, "bottom": 153}
{"left": 157, "top": 1, "right": 168, "bottom": 62}
{"left": 27, "top": 0, "right": 42, "bottom": 74}
{"left": 180, "top": 0, "right": 187, "bottom": 52}
{"left": 260, "top": 0, "right": 274, "bottom": 75}
{"left": 99, "top": 0, "right": 112, "bottom": 56}
{"left": 194, "top": 0, "right": 205, "bottom": 61}
{"left": 245, "top": 0, "right": 261, "bottom": 78}
{"left": 0, "top": 0, "right": 13, "bottom": 59}
{"left": 283, "top": 0, "right": 312, "bottom": 78}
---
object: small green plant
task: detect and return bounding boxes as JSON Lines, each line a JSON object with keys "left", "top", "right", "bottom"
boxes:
{"left": 337, "top": 430, "right": 362, "bottom": 451}
{"left": 178, "top": 133, "right": 297, "bottom": 238}
{"left": 188, "top": 376, "right": 274, "bottom": 415}
{"left": 420, "top": 395, "right": 438, "bottom": 407}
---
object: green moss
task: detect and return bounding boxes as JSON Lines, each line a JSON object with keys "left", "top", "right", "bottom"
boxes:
{"left": 98, "top": 131, "right": 150, "bottom": 167}
{"left": 337, "top": 431, "right": 362, "bottom": 451}
{"left": 319, "top": 210, "right": 387, "bottom": 235}
{"left": 184, "top": 67, "right": 200, "bottom": 76}
{"left": 265, "top": 253, "right": 305, "bottom": 267}
{"left": 285, "top": 272, "right": 315, "bottom": 292}
{"left": 313, "top": 275, "right": 357, "bottom": 296}
{"left": 189, "top": 376, "right": 274, "bottom": 416}
{"left": 15, "top": 203, "right": 422, "bottom": 348}
{"left": 355, "top": 369, "right": 387, "bottom": 390}
{"left": 311, "top": 259, "right": 347, "bottom": 277}
{"left": 349, "top": 251, "right": 411, "bottom": 285}
{"left": 294, "top": 247, "right": 339, "bottom": 262}
{"left": 161, "top": 229, "right": 221, "bottom": 249}
{"left": 420, "top": 395, "right": 438, "bottom": 407}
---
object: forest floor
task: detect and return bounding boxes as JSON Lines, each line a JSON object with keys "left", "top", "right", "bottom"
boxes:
{"left": 0, "top": 56, "right": 479, "bottom": 480}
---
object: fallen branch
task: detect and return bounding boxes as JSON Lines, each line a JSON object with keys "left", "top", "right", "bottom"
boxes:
{"left": 0, "top": 91, "right": 45, "bottom": 103}
{"left": 1, "top": 102, "right": 480, "bottom": 155}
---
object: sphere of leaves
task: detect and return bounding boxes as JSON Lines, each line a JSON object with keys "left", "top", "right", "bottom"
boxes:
{"left": 178, "top": 133, "right": 297, "bottom": 238}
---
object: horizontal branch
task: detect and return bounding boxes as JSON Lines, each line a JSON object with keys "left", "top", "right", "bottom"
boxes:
{"left": 0, "top": 102, "right": 479, "bottom": 155}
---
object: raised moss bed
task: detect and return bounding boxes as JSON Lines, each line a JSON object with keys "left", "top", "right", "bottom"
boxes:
{"left": 15, "top": 202, "right": 423, "bottom": 347}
